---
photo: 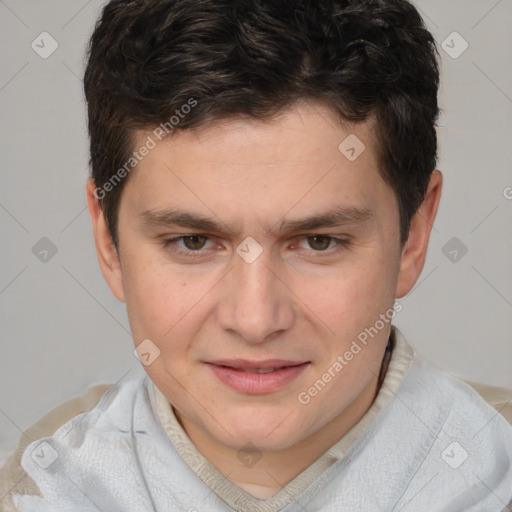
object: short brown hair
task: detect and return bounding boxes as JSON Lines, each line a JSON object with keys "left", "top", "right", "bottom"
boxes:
{"left": 84, "top": 0, "right": 440, "bottom": 247}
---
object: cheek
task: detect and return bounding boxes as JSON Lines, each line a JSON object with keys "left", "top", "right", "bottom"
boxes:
{"left": 297, "top": 255, "right": 398, "bottom": 336}
{"left": 122, "top": 250, "right": 220, "bottom": 347}
{"left": 121, "top": 251, "right": 183, "bottom": 340}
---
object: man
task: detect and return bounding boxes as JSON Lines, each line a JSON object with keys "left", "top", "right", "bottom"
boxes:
{"left": 1, "top": 0, "right": 512, "bottom": 510}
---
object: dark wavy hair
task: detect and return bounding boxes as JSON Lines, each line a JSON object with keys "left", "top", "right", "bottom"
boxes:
{"left": 84, "top": 0, "right": 440, "bottom": 247}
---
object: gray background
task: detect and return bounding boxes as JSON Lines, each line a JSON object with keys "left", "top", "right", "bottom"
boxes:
{"left": 0, "top": 0, "right": 511, "bottom": 458}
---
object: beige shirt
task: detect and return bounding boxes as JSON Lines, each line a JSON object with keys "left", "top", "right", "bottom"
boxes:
{"left": 1, "top": 329, "right": 511, "bottom": 511}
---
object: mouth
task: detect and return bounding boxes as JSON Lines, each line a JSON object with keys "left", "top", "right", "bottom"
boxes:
{"left": 205, "top": 359, "right": 310, "bottom": 394}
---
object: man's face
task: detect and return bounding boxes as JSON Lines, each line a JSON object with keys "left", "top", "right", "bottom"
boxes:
{"left": 113, "top": 102, "right": 404, "bottom": 452}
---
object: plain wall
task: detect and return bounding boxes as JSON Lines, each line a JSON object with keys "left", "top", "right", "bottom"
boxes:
{"left": 1, "top": 0, "right": 511, "bottom": 455}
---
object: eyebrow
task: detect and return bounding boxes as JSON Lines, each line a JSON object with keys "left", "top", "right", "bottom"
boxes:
{"left": 140, "top": 206, "right": 373, "bottom": 235}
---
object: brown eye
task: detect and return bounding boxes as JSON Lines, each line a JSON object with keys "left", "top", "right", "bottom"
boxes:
{"left": 182, "top": 235, "right": 208, "bottom": 250}
{"left": 306, "top": 235, "right": 332, "bottom": 251}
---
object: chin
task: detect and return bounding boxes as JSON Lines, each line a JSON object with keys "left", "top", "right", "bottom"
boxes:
{"left": 211, "top": 409, "right": 307, "bottom": 451}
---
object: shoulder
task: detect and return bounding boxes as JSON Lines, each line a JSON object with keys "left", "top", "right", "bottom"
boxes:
{"left": 410, "top": 354, "right": 512, "bottom": 434}
{"left": 390, "top": 355, "right": 512, "bottom": 508}
{"left": 392, "top": 328, "right": 512, "bottom": 426}
{"left": 0, "top": 383, "right": 111, "bottom": 512}
{"left": 459, "top": 377, "right": 512, "bottom": 425}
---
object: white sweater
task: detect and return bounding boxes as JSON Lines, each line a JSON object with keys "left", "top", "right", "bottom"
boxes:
{"left": 5, "top": 328, "right": 512, "bottom": 511}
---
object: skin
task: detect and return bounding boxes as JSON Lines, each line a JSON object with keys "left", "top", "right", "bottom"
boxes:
{"left": 86, "top": 101, "right": 442, "bottom": 497}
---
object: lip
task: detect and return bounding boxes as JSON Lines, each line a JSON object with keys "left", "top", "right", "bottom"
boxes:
{"left": 205, "top": 360, "right": 310, "bottom": 394}
{"left": 207, "top": 359, "right": 306, "bottom": 370}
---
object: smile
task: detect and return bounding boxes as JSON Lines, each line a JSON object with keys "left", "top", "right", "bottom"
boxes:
{"left": 205, "top": 361, "right": 310, "bottom": 394}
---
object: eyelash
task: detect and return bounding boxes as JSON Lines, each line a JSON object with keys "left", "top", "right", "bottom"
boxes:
{"left": 162, "top": 235, "right": 350, "bottom": 259}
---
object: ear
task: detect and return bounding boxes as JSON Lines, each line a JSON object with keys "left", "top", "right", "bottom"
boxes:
{"left": 86, "top": 179, "right": 125, "bottom": 302}
{"left": 396, "top": 170, "right": 442, "bottom": 298}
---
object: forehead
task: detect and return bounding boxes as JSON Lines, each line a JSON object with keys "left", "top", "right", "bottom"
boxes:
{"left": 121, "top": 102, "right": 394, "bottom": 233}
{"left": 130, "top": 102, "right": 380, "bottom": 179}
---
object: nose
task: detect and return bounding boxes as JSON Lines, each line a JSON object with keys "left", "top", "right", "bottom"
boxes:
{"left": 216, "top": 246, "right": 295, "bottom": 344}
